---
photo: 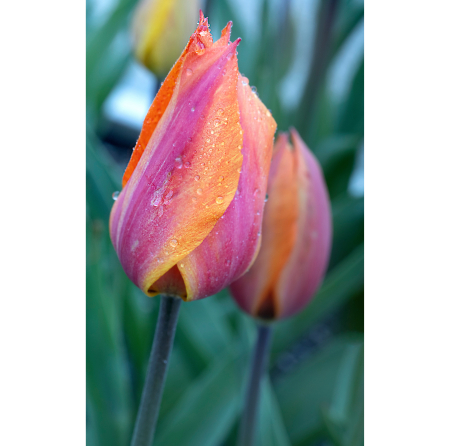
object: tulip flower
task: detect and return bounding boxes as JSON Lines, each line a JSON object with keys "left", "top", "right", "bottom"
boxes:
{"left": 231, "top": 128, "right": 332, "bottom": 446}
{"left": 110, "top": 12, "right": 276, "bottom": 446}
{"left": 110, "top": 11, "right": 276, "bottom": 303}
{"left": 230, "top": 128, "right": 332, "bottom": 320}
{"left": 132, "top": 0, "right": 200, "bottom": 77}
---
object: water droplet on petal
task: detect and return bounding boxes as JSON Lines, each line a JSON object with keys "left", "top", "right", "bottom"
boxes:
{"left": 219, "top": 175, "right": 224, "bottom": 181}
{"left": 265, "top": 194, "right": 269, "bottom": 202}
{"left": 225, "top": 259, "right": 231, "bottom": 266}
{"left": 197, "top": 188, "right": 203, "bottom": 195}
{"left": 191, "top": 106, "right": 196, "bottom": 112}
{"left": 186, "top": 68, "right": 193, "bottom": 76}
{"left": 112, "top": 191, "right": 120, "bottom": 200}
{"left": 184, "top": 161, "right": 191, "bottom": 168}
{"left": 170, "top": 239, "right": 178, "bottom": 247}
{"left": 175, "top": 157, "right": 183, "bottom": 169}
{"left": 216, "top": 196, "right": 224, "bottom": 204}
{"left": 194, "top": 175, "right": 200, "bottom": 181}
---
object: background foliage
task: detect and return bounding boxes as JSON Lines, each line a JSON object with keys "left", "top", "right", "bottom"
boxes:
{"left": 86, "top": 0, "right": 364, "bottom": 445}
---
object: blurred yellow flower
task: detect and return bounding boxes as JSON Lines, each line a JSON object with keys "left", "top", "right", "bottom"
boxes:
{"left": 132, "top": 0, "right": 200, "bottom": 77}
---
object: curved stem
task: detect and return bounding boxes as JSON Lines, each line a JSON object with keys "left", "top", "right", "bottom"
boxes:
{"left": 131, "top": 295, "right": 182, "bottom": 446}
{"left": 238, "top": 324, "right": 273, "bottom": 446}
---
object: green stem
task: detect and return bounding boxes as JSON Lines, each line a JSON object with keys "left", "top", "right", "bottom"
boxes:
{"left": 238, "top": 324, "right": 273, "bottom": 446}
{"left": 131, "top": 295, "right": 182, "bottom": 446}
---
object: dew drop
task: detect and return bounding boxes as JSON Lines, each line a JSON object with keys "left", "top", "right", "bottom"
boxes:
{"left": 112, "top": 191, "right": 120, "bottom": 200}
{"left": 225, "top": 259, "right": 231, "bottom": 266}
{"left": 206, "top": 138, "right": 210, "bottom": 143}
{"left": 184, "top": 161, "right": 191, "bottom": 168}
{"left": 191, "top": 106, "right": 196, "bottom": 112}
{"left": 214, "top": 119, "right": 220, "bottom": 127}
{"left": 251, "top": 86, "right": 257, "bottom": 94}
{"left": 170, "top": 239, "right": 178, "bottom": 248}
{"left": 192, "top": 197, "right": 197, "bottom": 202}
{"left": 216, "top": 196, "right": 224, "bottom": 204}
{"left": 175, "top": 157, "right": 183, "bottom": 169}
{"left": 265, "top": 194, "right": 269, "bottom": 202}
{"left": 180, "top": 263, "right": 184, "bottom": 268}
{"left": 219, "top": 175, "right": 224, "bottom": 181}
{"left": 194, "top": 175, "right": 200, "bottom": 181}
{"left": 197, "top": 188, "right": 203, "bottom": 195}
{"left": 217, "top": 108, "right": 224, "bottom": 115}
{"left": 186, "top": 68, "right": 193, "bottom": 76}
{"left": 253, "top": 188, "right": 260, "bottom": 196}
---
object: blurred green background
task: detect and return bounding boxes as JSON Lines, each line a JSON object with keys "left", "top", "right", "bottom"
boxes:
{"left": 86, "top": 0, "right": 364, "bottom": 445}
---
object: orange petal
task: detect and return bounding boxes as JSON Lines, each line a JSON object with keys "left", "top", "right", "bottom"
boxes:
{"left": 177, "top": 74, "right": 277, "bottom": 301}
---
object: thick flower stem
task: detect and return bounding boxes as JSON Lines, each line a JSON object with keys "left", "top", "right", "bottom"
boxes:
{"left": 131, "top": 295, "right": 182, "bottom": 446}
{"left": 238, "top": 323, "right": 273, "bottom": 446}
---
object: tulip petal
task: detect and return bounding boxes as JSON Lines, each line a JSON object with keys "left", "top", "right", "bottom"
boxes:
{"left": 179, "top": 75, "right": 277, "bottom": 301}
{"left": 275, "top": 129, "right": 332, "bottom": 318}
{"left": 110, "top": 36, "right": 244, "bottom": 299}
{"left": 229, "top": 133, "right": 299, "bottom": 318}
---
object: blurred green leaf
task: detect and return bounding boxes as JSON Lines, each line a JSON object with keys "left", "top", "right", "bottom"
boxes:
{"left": 338, "top": 60, "right": 364, "bottom": 136}
{"left": 154, "top": 351, "right": 244, "bottom": 446}
{"left": 322, "top": 341, "right": 364, "bottom": 446}
{"left": 274, "top": 334, "right": 363, "bottom": 446}
{"left": 258, "top": 378, "right": 292, "bottom": 446}
{"left": 86, "top": 218, "right": 134, "bottom": 446}
{"left": 329, "top": 193, "right": 364, "bottom": 269}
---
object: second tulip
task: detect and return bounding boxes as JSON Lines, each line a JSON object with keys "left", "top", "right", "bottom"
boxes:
{"left": 230, "top": 128, "right": 332, "bottom": 320}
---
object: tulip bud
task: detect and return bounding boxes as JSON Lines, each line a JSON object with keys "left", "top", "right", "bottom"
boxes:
{"left": 230, "top": 129, "right": 332, "bottom": 320}
{"left": 110, "top": 12, "right": 277, "bottom": 301}
{"left": 132, "top": 0, "right": 200, "bottom": 77}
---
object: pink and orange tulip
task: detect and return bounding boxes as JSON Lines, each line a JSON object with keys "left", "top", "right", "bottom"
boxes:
{"left": 110, "top": 12, "right": 276, "bottom": 301}
{"left": 230, "top": 129, "right": 332, "bottom": 320}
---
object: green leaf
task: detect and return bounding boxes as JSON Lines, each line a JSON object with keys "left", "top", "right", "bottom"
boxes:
{"left": 274, "top": 335, "right": 363, "bottom": 446}
{"left": 258, "top": 378, "right": 292, "bottom": 446}
{"left": 329, "top": 193, "right": 364, "bottom": 269}
{"left": 154, "top": 351, "right": 244, "bottom": 446}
